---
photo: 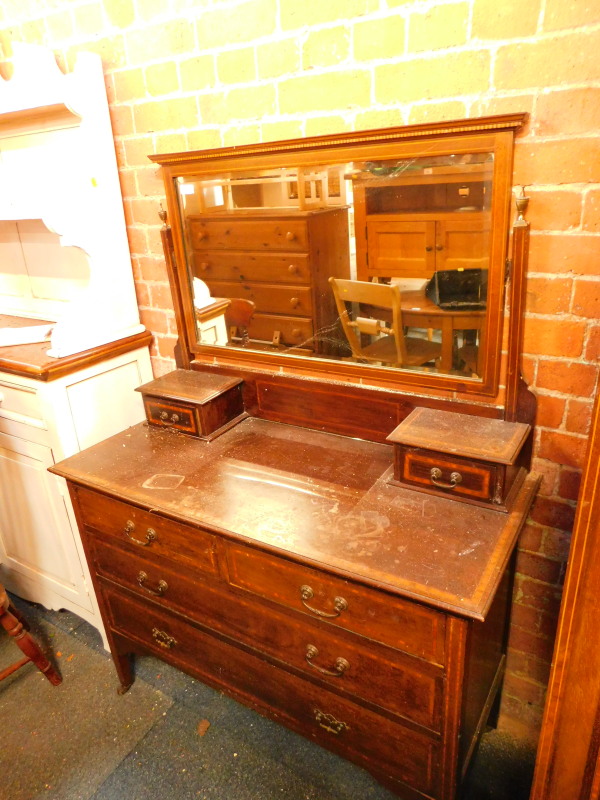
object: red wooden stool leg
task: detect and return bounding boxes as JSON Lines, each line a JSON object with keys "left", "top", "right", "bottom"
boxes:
{"left": 0, "top": 597, "right": 62, "bottom": 686}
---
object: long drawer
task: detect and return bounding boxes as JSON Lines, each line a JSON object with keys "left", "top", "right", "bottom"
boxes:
{"left": 74, "top": 486, "right": 219, "bottom": 575}
{"left": 189, "top": 218, "right": 309, "bottom": 252}
{"left": 207, "top": 280, "right": 313, "bottom": 317}
{"left": 102, "top": 583, "right": 442, "bottom": 798}
{"left": 248, "top": 313, "right": 313, "bottom": 347}
{"left": 226, "top": 541, "right": 446, "bottom": 665}
{"left": 192, "top": 251, "right": 311, "bottom": 284}
{"left": 0, "top": 379, "right": 43, "bottom": 422}
{"left": 91, "top": 536, "right": 443, "bottom": 732}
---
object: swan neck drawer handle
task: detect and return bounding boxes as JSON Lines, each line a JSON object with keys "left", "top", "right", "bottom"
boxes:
{"left": 124, "top": 520, "right": 157, "bottom": 547}
{"left": 137, "top": 571, "right": 168, "bottom": 596}
{"left": 305, "top": 644, "right": 349, "bottom": 677}
{"left": 300, "top": 585, "right": 347, "bottom": 618}
{"left": 430, "top": 467, "right": 462, "bottom": 490}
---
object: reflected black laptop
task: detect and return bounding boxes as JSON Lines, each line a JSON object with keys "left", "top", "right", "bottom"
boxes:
{"left": 425, "top": 269, "right": 488, "bottom": 311}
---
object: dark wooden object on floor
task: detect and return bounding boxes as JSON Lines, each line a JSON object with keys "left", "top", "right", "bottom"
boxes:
{"left": 0, "top": 584, "right": 62, "bottom": 686}
{"left": 530, "top": 388, "right": 600, "bottom": 800}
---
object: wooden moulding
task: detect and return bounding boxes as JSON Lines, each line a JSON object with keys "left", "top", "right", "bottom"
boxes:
{"left": 136, "top": 369, "right": 247, "bottom": 441}
{"left": 387, "top": 407, "right": 531, "bottom": 512}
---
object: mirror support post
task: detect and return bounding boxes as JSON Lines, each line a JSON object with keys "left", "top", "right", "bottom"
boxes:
{"left": 505, "top": 191, "right": 535, "bottom": 425}
{"left": 159, "top": 207, "right": 192, "bottom": 369}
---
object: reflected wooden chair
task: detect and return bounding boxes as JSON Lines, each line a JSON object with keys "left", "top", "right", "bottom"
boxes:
{"left": 329, "top": 277, "right": 442, "bottom": 368}
{"left": 225, "top": 298, "right": 256, "bottom": 347}
{"left": 0, "top": 583, "right": 62, "bottom": 686}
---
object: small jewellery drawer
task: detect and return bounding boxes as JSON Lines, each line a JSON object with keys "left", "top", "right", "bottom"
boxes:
{"left": 102, "top": 585, "right": 441, "bottom": 798}
{"left": 74, "top": 487, "right": 218, "bottom": 574}
{"left": 207, "top": 280, "right": 313, "bottom": 317}
{"left": 189, "top": 218, "right": 309, "bottom": 252}
{"left": 387, "top": 407, "right": 530, "bottom": 511}
{"left": 400, "top": 448, "right": 497, "bottom": 503}
{"left": 0, "top": 380, "right": 43, "bottom": 422}
{"left": 92, "top": 537, "right": 442, "bottom": 731}
{"left": 225, "top": 543, "right": 446, "bottom": 665}
{"left": 192, "top": 251, "right": 311, "bottom": 284}
{"left": 143, "top": 397, "right": 198, "bottom": 435}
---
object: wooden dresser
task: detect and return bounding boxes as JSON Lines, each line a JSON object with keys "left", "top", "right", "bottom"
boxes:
{"left": 187, "top": 207, "right": 350, "bottom": 353}
{"left": 52, "top": 414, "right": 538, "bottom": 800}
{"left": 352, "top": 163, "right": 492, "bottom": 283}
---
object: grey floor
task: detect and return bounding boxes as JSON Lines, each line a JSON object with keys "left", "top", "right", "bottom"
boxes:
{"left": 0, "top": 595, "right": 537, "bottom": 800}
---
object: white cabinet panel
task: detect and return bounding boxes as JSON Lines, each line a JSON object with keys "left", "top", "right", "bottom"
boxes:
{"left": 0, "top": 431, "right": 89, "bottom": 605}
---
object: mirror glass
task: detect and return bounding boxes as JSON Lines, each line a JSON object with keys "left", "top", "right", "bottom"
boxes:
{"left": 175, "top": 149, "right": 496, "bottom": 381}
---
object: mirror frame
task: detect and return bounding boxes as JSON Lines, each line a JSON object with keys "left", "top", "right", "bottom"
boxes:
{"left": 151, "top": 113, "right": 526, "bottom": 400}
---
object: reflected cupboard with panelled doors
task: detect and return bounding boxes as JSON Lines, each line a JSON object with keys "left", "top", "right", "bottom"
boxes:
{"left": 52, "top": 114, "right": 540, "bottom": 800}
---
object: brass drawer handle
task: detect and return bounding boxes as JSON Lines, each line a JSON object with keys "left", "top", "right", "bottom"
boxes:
{"left": 430, "top": 467, "right": 462, "bottom": 490}
{"left": 305, "top": 644, "right": 349, "bottom": 677}
{"left": 137, "top": 571, "right": 168, "bottom": 597}
{"left": 152, "top": 628, "right": 177, "bottom": 649}
{"left": 159, "top": 411, "right": 180, "bottom": 423}
{"left": 300, "top": 585, "right": 347, "bottom": 619}
{"left": 314, "top": 708, "right": 349, "bottom": 735}
{"left": 123, "top": 520, "right": 157, "bottom": 547}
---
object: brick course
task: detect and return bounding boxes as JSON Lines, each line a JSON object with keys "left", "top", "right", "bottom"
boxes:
{"left": 2, "top": 0, "right": 598, "bottom": 740}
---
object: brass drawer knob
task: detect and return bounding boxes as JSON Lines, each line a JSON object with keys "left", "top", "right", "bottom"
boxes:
{"left": 300, "top": 585, "right": 347, "bottom": 619}
{"left": 123, "top": 520, "right": 157, "bottom": 547}
{"left": 305, "top": 644, "right": 349, "bottom": 678}
{"left": 137, "top": 571, "right": 168, "bottom": 597}
{"left": 152, "top": 628, "right": 177, "bottom": 649}
{"left": 430, "top": 467, "right": 462, "bottom": 490}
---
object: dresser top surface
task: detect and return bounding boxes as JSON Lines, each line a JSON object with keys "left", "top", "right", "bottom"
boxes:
{"left": 52, "top": 417, "right": 537, "bottom": 620}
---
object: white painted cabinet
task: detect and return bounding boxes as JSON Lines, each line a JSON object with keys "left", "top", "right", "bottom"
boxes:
{"left": 0, "top": 347, "right": 152, "bottom": 647}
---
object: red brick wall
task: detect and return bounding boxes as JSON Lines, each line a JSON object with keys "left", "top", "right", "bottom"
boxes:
{"left": 2, "top": 0, "right": 598, "bottom": 739}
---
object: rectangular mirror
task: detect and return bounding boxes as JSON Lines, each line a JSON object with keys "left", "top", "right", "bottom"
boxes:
{"left": 152, "top": 115, "right": 525, "bottom": 397}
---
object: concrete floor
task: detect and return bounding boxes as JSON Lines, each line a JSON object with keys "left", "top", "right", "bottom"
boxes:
{"left": 0, "top": 595, "right": 537, "bottom": 800}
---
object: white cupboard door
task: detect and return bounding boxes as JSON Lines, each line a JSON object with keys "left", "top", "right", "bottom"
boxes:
{"left": 0, "top": 431, "right": 91, "bottom": 609}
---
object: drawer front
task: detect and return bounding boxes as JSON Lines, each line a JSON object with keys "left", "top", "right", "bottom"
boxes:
{"left": 0, "top": 380, "right": 43, "bottom": 422}
{"left": 248, "top": 313, "right": 313, "bottom": 347}
{"left": 207, "top": 280, "right": 313, "bottom": 317}
{"left": 103, "top": 584, "right": 441, "bottom": 797}
{"left": 91, "top": 537, "right": 442, "bottom": 732}
{"left": 143, "top": 397, "right": 199, "bottom": 435}
{"left": 226, "top": 543, "right": 446, "bottom": 665}
{"left": 401, "top": 448, "right": 496, "bottom": 502}
{"left": 193, "top": 251, "right": 311, "bottom": 284}
{"left": 74, "top": 487, "right": 218, "bottom": 574}
{"left": 189, "top": 218, "right": 308, "bottom": 252}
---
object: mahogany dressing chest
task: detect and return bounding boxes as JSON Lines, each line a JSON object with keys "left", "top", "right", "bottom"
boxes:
{"left": 51, "top": 115, "right": 538, "bottom": 800}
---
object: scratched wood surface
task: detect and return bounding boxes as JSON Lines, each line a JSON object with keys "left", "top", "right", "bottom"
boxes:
{"left": 51, "top": 417, "right": 538, "bottom": 620}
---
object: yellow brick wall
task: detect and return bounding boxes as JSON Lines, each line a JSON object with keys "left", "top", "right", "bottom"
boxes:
{"left": 1, "top": 0, "right": 599, "bottom": 738}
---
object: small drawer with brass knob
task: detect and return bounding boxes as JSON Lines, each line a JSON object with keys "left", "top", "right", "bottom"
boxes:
{"left": 387, "top": 408, "right": 531, "bottom": 512}
{"left": 136, "top": 369, "right": 247, "bottom": 441}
